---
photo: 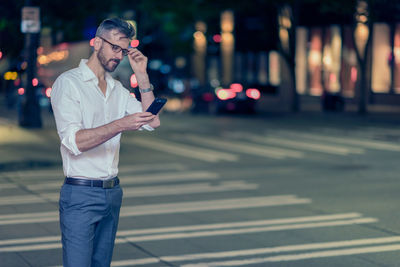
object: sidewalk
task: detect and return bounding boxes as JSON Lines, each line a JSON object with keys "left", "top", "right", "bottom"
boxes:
{"left": 0, "top": 101, "right": 61, "bottom": 172}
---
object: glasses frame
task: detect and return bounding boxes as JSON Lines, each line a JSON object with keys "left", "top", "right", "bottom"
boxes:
{"left": 98, "top": 36, "right": 129, "bottom": 56}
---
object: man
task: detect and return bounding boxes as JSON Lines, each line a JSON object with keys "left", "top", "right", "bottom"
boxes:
{"left": 51, "top": 18, "right": 160, "bottom": 267}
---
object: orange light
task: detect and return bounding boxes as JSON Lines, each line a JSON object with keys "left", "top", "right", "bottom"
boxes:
{"left": 130, "top": 74, "right": 138, "bottom": 88}
{"left": 131, "top": 39, "right": 139, "bottom": 48}
{"left": 351, "top": 66, "right": 357, "bottom": 82}
{"left": 246, "top": 88, "right": 261, "bottom": 100}
{"left": 37, "top": 46, "right": 44, "bottom": 55}
{"left": 32, "top": 78, "right": 39, "bottom": 87}
{"left": 90, "top": 38, "right": 95, "bottom": 47}
{"left": 21, "top": 61, "right": 28, "bottom": 70}
{"left": 4, "top": 71, "right": 18, "bottom": 80}
{"left": 329, "top": 73, "right": 337, "bottom": 83}
{"left": 45, "top": 87, "right": 52, "bottom": 98}
{"left": 217, "top": 89, "right": 236, "bottom": 100}
{"left": 18, "top": 88, "right": 25, "bottom": 95}
{"left": 230, "top": 83, "right": 243, "bottom": 93}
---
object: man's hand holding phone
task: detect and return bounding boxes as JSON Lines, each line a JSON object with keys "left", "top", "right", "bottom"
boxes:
{"left": 120, "top": 112, "right": 155, "bottom": 131}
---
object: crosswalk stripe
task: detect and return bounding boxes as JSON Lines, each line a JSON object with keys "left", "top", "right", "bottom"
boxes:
{"left": 118, "top": 213, "right": 363, "bottom": 236}
{"left": 118, "top": 163, "right": 186, "bottom": 173}
{"left": 121, "top": 218, "right": 377, "bottom": 243}
{"left": 26, "top": 171, "right": 220, "bottom": 191}
{"left": 0, "top": 195, "right": 311, "bottom": 225}
{"left": 180, "top": 135, "right": 304, "bottom": 159}
{"left": 128, "top": 137, "right": 238, "bottom": 162}
{"left": 182, "top": 244, "right": 400, "bottom": 266}
{"left": 276, "top": 130, "right": 400, "bottom": 152}
{"left": 105, "top": 236, "right": 400, "bottom": 266}
{"left": 0, "top": 181, "right": 258, "bottom": 205}
{"left": 0, "top": 213, "right": 362, "bottom": 246}
{"left": 1, "top": 213, "right": 375, "bottom": 253}
{"left": 0, "top": 125, "right": 44, "bottom": 145}
{"left": 0, "top": 183, "right": 18, "bottom": 190}
{"left": 257, "top": 136, "right": 363, "bottom": 155}
{"left": 0, "top": 163, "right": 186, "bottom": 180}
{"left": 224, "top": 131, "right": 364, "bottom": 155}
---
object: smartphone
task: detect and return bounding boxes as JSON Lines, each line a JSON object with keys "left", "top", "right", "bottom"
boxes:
{"left": 146, "top": 98, "right": 167, "bottom": 115}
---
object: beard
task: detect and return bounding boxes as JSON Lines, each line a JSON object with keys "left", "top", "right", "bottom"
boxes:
{"left": 97, "top": 46, "right": 120, "bottom": 72}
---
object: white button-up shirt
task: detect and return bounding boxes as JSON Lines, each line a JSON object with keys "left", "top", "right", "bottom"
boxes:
{"left": 51, "top": 59, "right": 152, "bottom": 180}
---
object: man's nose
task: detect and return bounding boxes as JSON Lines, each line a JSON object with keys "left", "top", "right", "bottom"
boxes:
{"left": 116, "top": 51, "right": 124, "bottom": 60}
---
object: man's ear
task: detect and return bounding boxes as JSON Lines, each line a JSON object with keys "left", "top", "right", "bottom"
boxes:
{"left": 93, "top": 37, "right": 102, "bottom": 51}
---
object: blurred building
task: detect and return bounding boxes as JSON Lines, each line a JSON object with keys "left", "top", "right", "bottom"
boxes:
{"left": 194, "top": 11, "right": 400, "bottom": 113}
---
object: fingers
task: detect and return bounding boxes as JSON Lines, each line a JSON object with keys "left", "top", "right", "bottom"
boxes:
{"left": 128, "top": 49, "right": 147, "bottom": 61}
{"left": 133, "top": 112, "right": 156, "bottom": 122}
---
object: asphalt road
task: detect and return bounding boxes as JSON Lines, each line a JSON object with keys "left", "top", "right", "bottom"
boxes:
{"left": 1, "top": 112, "right": 400, "bottom": 267}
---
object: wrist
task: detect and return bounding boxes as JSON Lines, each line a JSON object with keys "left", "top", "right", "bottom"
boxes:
{"left": 113, "top": 118, "right": 126, "bottom": 133}
{"left": 135, "top": 73, "right": 150, "bottom": 87}
{"left": 139, "top": 84, "right": 154, "bottom": 94}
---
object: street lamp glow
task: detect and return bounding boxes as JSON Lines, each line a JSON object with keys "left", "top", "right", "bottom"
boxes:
{"left": 32, "top": 78, "right": 39, "bottom": 87}
{"left": 246, "top": 88, "right": 261, "bottom": 100}
{"left": 45, "top": 88, "right": 52, "bottom": 98}
{"left": 131, "top": 39, "right": 139, "bottom": 48}
{"left": 130, "top": 74, "right": 138, "bottom": 88}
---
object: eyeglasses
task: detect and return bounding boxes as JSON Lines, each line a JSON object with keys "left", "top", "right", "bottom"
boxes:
{"left": 98, "top": 36, "right": 129, "bottom": 56}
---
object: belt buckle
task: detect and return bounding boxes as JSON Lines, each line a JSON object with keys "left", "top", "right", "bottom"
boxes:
{"left": 103, "top": 179, "right": 114, "bottom": 189}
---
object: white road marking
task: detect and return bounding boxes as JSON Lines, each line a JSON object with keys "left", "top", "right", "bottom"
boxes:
{"left": 256, "top": 136, "right": 363, "bottom": 155}
{"left": 106, "top": 236, "right": 400, "bottom": 266}
{"left": 118, "top": 163, "right": 187, "bottom": 173}
{"left": 0, "top": 183, "right": 18, "bottom": 190}
{"left": 117, "top": 213, "right": 363, "bottom": 236}
{"left": 0, "top": 125, "right": 44, "bottom": 144}
{"left": 26, "top": 171, "right": 220, "bottom": 191}
{"left": 128, "top": 137, "right": 238, "bottom": 162}
{"left": 48, "top": 241, "right": 400, "bottom": 267}
{"left": 0, "top": 181, "right": 258, "bottom": 205}
{"left": 182, "top": 244, "right": 400, "bottom": 266}
{"left": 275, "top": 130, "right": 400, "bottom": 152}
{"left": 0, "top": 169, "right": 63, "bottom": 179}
{"left": 122, "top": 218, "right": 377, "bottom": 242}
{"left": 1, "top": 213, "right": 376, "bottom": 253}
{"left": 0, "top": 195, "right": 310, "bottom": 225}
{"left": 0, "top": 163, "right": 186, "bottom": 180}
{"left": 180, "top": 135, "right": 304, "bottom": 159}
{"left": 225, "top": 131, "right": 364, "bottom": 155}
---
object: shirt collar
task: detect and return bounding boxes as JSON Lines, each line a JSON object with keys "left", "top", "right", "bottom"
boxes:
{"left": 79, "top": 59, "right": 116, "bottom": 90}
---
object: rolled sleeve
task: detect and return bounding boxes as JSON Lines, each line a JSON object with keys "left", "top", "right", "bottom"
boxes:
{"left": 51, "top": 76, "right": 83, "bottom": 156}
{"left": 60, "top": 125, "right": 82, "bottom": 156}
{"left": 140, "top": 124, "right": 154, "bottom": 131}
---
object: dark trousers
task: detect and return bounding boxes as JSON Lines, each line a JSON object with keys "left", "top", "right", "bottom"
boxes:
{"left": 59, "top": 183, "right": 123, "bottom": 267}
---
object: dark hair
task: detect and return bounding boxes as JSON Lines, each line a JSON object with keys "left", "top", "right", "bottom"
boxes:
{"left": 96, "top": 18, "right": 135, "bottom": 39}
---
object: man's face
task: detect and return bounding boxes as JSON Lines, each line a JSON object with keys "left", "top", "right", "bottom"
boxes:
{"left": 96, "top": 30, "right": 130, "bottom": 72}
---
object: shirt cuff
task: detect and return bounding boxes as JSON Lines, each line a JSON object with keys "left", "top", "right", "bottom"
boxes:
{"left": 139, "top": 124, "right": 154, "bottom": 131}
{"left": 61, "top": 127, "right": 82, "bottom": 156}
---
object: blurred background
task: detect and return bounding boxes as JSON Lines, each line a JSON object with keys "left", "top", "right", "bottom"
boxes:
{"left": 1, "top": 0, "right": 400, "bottom": 127}
{"left": 3, "top": 2, "right": 400, "bottom": 266}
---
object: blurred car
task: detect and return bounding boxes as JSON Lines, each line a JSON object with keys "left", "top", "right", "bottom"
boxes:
{"left": 17, "top": 78, "right": 52, "bottom": 110}
{"left": 212, "top": 83, "right": 261, "bottom": 114}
